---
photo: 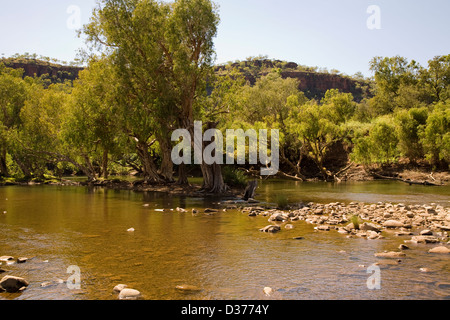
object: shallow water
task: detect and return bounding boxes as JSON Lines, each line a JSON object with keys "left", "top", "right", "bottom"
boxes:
{"left": 0, "top": 181, "right": 449, "bottom": 300}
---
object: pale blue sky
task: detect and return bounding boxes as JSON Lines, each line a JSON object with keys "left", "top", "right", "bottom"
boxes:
{"left": 1, "top": 0, "right": 449, "bottom": 76}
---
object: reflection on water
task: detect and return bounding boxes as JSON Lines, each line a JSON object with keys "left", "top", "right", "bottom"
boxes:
{"left": 257, "top": 179, "right": 450, "bottom": 206}
{"left": 0, "top": 181, "right": 449, "bottom": 300}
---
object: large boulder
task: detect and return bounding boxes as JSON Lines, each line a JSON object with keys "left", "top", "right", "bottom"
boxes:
{"left": 0, "top": 275, "right": 29, "bottom": 293}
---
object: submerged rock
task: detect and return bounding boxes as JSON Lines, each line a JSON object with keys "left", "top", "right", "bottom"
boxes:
{"left": 374, "top": 251, "right": 406, "bottom": 258}
{"left": 259, "top": 225, "right": 281, "bottom": 233}
{"left": 175, "top": 284, "right": 202, "bottom": 292}
{"left": 0, "top": 275, "right": 29, "bottom": 293}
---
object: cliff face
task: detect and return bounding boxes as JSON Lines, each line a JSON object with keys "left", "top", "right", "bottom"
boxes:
{"left": 217, "top": 59, "right": 370, "bottom": 101}
{"left": 2, "top": 59, "right": 83, "bottom": 83}
{"left": 4, "top": 58, "right": 369, "bottom": 100}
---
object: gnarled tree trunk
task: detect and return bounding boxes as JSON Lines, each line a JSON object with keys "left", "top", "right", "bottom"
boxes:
{"left": 136, "top": 141, "right": 164, "bottom": 184}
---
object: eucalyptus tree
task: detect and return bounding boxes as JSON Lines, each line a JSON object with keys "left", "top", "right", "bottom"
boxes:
{"left": 0, "top": 64, "right": 28, "bottom": 177}
{"left": 83, "top": 0, "right": 220, "bottom": 188}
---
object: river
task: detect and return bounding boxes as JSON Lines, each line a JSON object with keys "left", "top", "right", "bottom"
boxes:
{"left": 0, "top": 180, "right": 449, "bottom": 300}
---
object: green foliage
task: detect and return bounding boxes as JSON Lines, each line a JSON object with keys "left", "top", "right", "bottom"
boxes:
{"left": 419, "top": 102, "right": 450, "bottom": 165}
{"left": 222, "top": 166, "right": 247, "bottom": 188}
{"left": 351, "top": 116, "right": 399, "bottom": 166}
{"left": 394, "top": 107, "right": 428, "bottom": 162}
{"left": 275, "top": 193, "right": 289, "bottom": 210}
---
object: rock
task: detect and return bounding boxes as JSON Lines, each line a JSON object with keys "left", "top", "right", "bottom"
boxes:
{"left": 395, "top": 231, "right": 413, "bottom": 236}
{"left": 383, "top": 220, "right": 404, "bottom": 228}
{"left": 315, "top": 225, "right": 330, "bottom": 231}
{"left": 406, "top": 212, "right": 415, "bottom": 218}
{"left": 175, "top": 284, "right": 202, "bottom": 292}
{"left": 398, "top": 244, "right": 409, "bottom": 250}
{"left": 259, "top": 225, "right": 281, "bottom": 233}
{"left": 410, "top": 235, "right": 439, "bottom": 244}
{"left": 192, "top": 209, "right": 198, "bottom": 214}
{"left": 113, "top": 284, "right": 128, "bottom": 292}
{"left": 118, "top": 288, "right": 141, "bottom": 300}
{"left": 0, "top": 256, "right": 14, "bottom": 262}
{"left": 204, "top": 208, "right": 219, "bottom": 213}
{"left": 420, "top": 229, "right": 433, "bottom": 236}
{"left": 419, "top": 268, "right": 432, "bottom": 273}
{"left": 360, "top": 222, "right": 380, "bottom": 232}
{"left": 0, "top": 275, "right": 29, "bottom": 293}
{"left": 16, "top": 257, "right": 28, "bottom": 264}
{"left": 284, "top": 224, "right": 294, "bottom": 229}
{"left": 40, "top": 281, "right": 55, "bottom": 288}
{"left": 292, "top": 236, "right": 304, "bottom": 240}
{"left": 374, "top": 251, "right": 406, "bottom": 258}
{"left": 263, "top": 287, "right": 274, "bottom": 296}
{"left": 436, "top": 282, "right": 450, "bottom": 290}
{"left": 269, "top": 212, "right": 286, "bottom": 222}
{"left": 127, "top": 228, "right": 135, "bottom": 232}
{"left": 176, "top": 207, "right": 187, "bottom": 213}
{"left": 367, "top": 230, "right": 380, "bottom": 240}
{"left": 313, "top": 208, "right": 324, "bottom": 215}
{"left": 428, "top": 246, "right": 450, "bottom": 254}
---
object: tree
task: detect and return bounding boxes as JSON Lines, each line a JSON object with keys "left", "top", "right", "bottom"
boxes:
{"left": 235, "top": 72, "right": 307, "bottom": 179}
{"left": 351, "top": 115, "right": 399, "bottom": 166}
{"left": 421, "top": 55, "right": 450, "bottom": 102}
{"left": 0, "top": 64, "right": 28, "bottom": 177}
{"left": 369, "top": 56, "right": 422, "bottom": 114}
{"left": 419, "top": 102, "right": 450, "bottom": 167}
{"left": 83, "top": 0, "right": 220, "bottom": 188}
{"left": 394, "top": 107, "right": 428, "bottom": 163}
{"left": 65, "top": 57, "right": 125, "bottom": 180}
{"left": 18, "top": 81, "right": 71, "bottom": 178}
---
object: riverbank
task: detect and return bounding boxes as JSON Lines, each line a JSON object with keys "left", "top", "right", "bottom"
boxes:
{"left": 0, "top": 164, "right": 448, "bottom": 196}
{"left": 341, "top": 163, "right": 450, "bottom": 185}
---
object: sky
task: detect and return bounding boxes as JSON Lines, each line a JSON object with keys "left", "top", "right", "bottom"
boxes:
{"left": 1, "top": 0, "right": 450, "bottom": 77}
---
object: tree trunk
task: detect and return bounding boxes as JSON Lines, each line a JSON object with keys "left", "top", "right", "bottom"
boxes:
{"left": 201, "top": 162, "right": 227, "bottom": 194}
{"left": 102, "top": 149, "right": 108, "bottom": 179}
{"left": 158, "top": 136, "right": 174, "bottom": 182}
{"left": 0, "top": 148, "right": 8, "bottom": 177}
{"left": 177, "top": 163, "right": 189, "bottom": 185}
{"left": 200, "top": 122, "right": 227, "bottom": 194}
{"left": 136, "top": 141, "right": 163, "bottom": 183}
{"left": 280, "top": 147, "right": 306, "bottom": 181}
{"left": 13, "top": 155, "right": 32, "bottom": 179}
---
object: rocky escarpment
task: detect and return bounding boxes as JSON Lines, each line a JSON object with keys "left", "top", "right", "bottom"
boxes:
{"left": 216, "top": 59, "right": 371, "bottom": 101}
{"left": 1, "top": 58, "right": 82, "bottom": 83}
{"left": 3, "top": 58, "right": 369, "bottom": 100}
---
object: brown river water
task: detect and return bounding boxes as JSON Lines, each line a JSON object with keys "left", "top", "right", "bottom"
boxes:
{"left": 0, "top": 180, "right": 449, "bottom": 300}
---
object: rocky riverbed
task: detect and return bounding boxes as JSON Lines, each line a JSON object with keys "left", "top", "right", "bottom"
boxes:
{"left": 233, "top": 200, "right": 450, "bottom": 249}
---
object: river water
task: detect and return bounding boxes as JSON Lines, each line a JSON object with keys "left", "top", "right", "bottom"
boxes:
{"left": 0, "top": 180, "right": 449, "bottom": 300}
